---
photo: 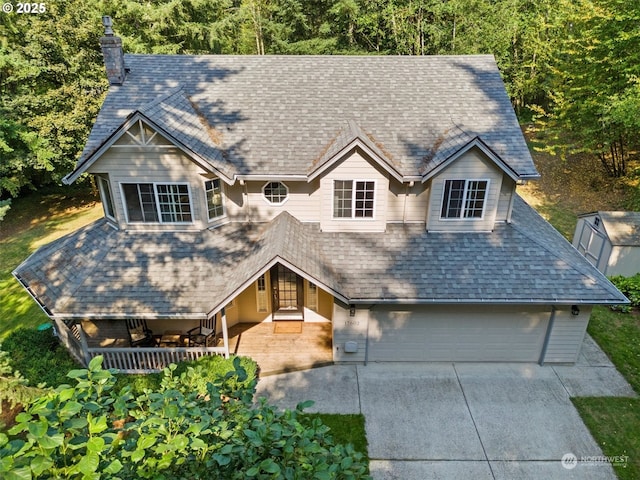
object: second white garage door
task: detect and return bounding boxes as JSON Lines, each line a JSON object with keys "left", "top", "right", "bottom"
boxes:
{"left": 367, "top": 305, "right": 550, "bottom": 362}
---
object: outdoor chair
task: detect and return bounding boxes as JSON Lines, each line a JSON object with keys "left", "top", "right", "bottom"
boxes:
{"left": 187, "top": 317, "right": 218, "bottom": 347}
{"left": 126, "top": 318, "right": 157, "bottom": 347}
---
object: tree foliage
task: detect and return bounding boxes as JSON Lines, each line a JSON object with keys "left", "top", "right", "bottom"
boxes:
{"left": 0, "top": 356, "right": 370, "bottom": 479}
{"left": 0, "top": 349, "right": 45, "bottom": 416}
{"left": 1, "top": 0, "right": 639, "bottom": 202}
{"left": 541, "top": 0, "right": 640, "bottom": 177}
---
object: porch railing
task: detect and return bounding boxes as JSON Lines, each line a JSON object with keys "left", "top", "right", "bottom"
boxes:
{"left": 87, "top": 346, "right": 227, "bottom": 374}
{"left": 53, "top": 318, "right": 86, "bottom": 366}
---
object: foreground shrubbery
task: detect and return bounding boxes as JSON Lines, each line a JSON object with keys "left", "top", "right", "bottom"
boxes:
{"left": 610, "top": 274, "right": 640, "bottom": 310}
{"left": 0, "top": 356, "right": 370, "bottom": 479}
{"left": 114, "top": 354, "right": 259, "bottom": 396}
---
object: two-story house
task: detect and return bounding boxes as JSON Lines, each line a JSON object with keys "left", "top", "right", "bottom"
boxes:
{"left": 13, "top": 19, "right": 626, "bottom": 373}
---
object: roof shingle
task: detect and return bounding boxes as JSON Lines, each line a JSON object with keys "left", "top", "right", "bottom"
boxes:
{"left": 13, "top": 196, "right": 626, "bottom": 319}
{"left": 76, "top": 55, "right": 538, "bottom": 179}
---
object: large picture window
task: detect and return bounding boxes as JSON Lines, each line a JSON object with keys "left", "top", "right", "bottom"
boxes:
{"left": 333, "top": 180, "right": 375, "bottom": 219}
{"left": 440, "top": 179, "right": 488, "bottom": 219}
{"left": 205, "top": 179, "right": 224, "bottom": 220}
{"left": 122, "top": 183, "right": 192, "bottom": 223}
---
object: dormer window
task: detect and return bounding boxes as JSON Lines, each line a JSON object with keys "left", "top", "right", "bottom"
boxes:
{"left": 205, "top": 179, "right": 224, "bottom": 220}
{"left": 440, "top": 179, "right": 488, "bottom": 219}
{"left": 122, "top": 183, "right": 193, "bottom": 223}
{"left": 263, "top": 181, "right": 288, "bottom": 205}
{"left": 333, "top": 180, "right": 375, "bottom": 219}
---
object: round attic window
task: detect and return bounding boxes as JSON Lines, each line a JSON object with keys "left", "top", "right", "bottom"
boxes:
{"left": 263, "top": 181, "right": 289, "bottom": 205}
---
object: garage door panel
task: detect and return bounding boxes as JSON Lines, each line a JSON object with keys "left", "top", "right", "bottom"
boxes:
{"left": 368, "top": 306, "right": 549, "bottom": 362}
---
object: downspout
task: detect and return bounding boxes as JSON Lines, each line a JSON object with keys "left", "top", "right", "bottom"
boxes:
{"left": 240, "top": 180, "right": 251, "bottom": 223}
{"left": 538, "top": 306, "right": 556, "bottom": 366}
{"left": 402, "top": 182, "right": 413, "bottom": 223}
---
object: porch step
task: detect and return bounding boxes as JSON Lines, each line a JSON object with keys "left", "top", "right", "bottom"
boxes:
{"left": 272, "top": 312, "right": 304, "bottom": 321}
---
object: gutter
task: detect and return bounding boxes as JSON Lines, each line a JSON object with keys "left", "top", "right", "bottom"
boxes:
{"left": 12, "top": 272, "right": 54, "bottom": 317}
{"left": 50, "top": 313, "right": 209, "bottom": 321}
{"left": 350, "top": 297, "right": 629, "bottom": 306}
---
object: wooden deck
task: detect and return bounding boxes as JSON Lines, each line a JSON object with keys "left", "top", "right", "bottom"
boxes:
{"left": 228, "top": 322, "right": 333, "bottom": 376}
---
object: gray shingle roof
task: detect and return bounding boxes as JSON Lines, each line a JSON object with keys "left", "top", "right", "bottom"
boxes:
{"left": 13, "top": 196, "right": 626, "bottom": 319}
{"left": 75, "top": 55, "right": 538, "bottom": 179}
{"left": 138, "top": 88, "right": 235, "bottom": 178}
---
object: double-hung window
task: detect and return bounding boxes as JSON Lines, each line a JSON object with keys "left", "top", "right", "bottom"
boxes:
{"left": 122, "top": 183, "right": 192, "bottom": 223}
{"left": 333, "top": 180, "right": 375, "bottom": 219}
{"left": 440, "top": 179, "right": 488, "bottom": 219}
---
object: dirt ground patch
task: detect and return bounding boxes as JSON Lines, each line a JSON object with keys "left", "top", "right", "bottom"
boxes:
{"left": 517, "top": 128, "right": 637, "bottom": 239}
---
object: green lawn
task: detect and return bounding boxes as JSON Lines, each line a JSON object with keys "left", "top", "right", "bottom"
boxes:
{"left": 0, "top": 186, "right": 102, "bottom": 340}
{"left": 307, "top": 414, "right": 369, "bottom": 457}
{"left": 571, "top": 307, "right": 640, "bottom": 480}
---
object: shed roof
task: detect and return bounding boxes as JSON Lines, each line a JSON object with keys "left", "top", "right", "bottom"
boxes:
{"left": 13, "top": 195, "right": 626, "bottom": 320}
{"left": 68, "top": 55, "right": 539, "bottom": 182}
{"left": 593, "top": 211, "right": 640, "bottom": 246}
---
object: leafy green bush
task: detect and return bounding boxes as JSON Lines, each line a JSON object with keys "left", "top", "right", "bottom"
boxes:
{"left": 610, "top": 274, "right": 640, "bottom": 310}
{"left": 1, "top": 328, "right": 78, "bottom": 387}
{"left": 114, "top": 355, "right": 258, "bottom": 396}
{"left": 0, "top": 356, "right": 370, "bottom": 479}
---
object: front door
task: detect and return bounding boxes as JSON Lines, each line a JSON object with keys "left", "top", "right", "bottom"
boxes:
{"left": 271, "top": 264, "right": 304, "bottom": 320}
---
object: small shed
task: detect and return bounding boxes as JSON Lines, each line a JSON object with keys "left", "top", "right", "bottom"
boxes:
{"left": 572, "top": 211, "right": 640, "bottom": 276}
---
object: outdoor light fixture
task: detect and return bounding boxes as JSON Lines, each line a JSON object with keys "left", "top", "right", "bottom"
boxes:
{"left": 571, "top": 305, "right": 580, "bottom": 316}
{"left": 349, "top": 304, "right": 356, "bottom": 317}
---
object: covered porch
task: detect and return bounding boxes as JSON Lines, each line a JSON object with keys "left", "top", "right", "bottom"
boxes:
{"left": 56, "top": 316, "right": 333, "bottom": 375}
{"left": 228, "top": 322, "right": 333, "bottom": 375}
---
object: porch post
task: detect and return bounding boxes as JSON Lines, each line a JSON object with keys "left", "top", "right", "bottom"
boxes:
{"left": 77, "top": 321, "right": 92, "bottom": 366}
{"left": 220, "top": 308, "right": 230, "bottom": 359}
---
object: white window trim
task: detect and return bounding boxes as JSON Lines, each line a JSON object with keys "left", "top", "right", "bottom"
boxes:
{"left": 439, "top": 178, "right": 490, "bottom": 221}
{"left": 97, "top": 175, "right": 116, "bottom": 221}
{"left": 332, "top": 179, "right": 377, "bottom": 220}
{"left": 120, "top": 182, "right": 194, "bottom": 225}
{"left": 204, "top": 178, "right": 226, "bottom": 222}
{"left": 261, "top": 181, "right": 289, "bottom": 206}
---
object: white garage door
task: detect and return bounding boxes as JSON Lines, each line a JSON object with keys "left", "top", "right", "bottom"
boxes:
{"left": 367, "top": 305, "right": 550, "bottom": 362}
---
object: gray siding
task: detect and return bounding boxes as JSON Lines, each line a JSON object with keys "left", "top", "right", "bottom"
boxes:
{"left": 225, "top": 180, "right": 321, "bottom": 223}
{"left": 542, "top": 307, "right": 591, "bottom": 364}
{"left": 497, "top": 177, "right": 515, "bottom": 222}
{"left": 427, "top": 148, "right": 505, "bottom": 232}
{"left": 320, "top": 151, "right": 388, "bottom": 232}
{"left": 89, "top": 142, "right": 211, "bottom": 231}
{"left": 387, "top": 180, "right": 429, "bottom": 223}
{"left": 607, "top": 246, "right": 640, "bottom": 276}
{"left": 332, "top": 300, "right": 368, "bottom": 363}
{"left": 367, "top": 304, "right": 550, "bottom": 362}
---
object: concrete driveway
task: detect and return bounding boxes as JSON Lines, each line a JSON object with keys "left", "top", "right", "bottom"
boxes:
{"left": 255, "top": 336, "right": 634, "bottom": 480}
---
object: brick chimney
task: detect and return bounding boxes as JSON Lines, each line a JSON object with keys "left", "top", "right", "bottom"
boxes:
{"left": 99, "top": 16, "right": 125, "bottom": 85}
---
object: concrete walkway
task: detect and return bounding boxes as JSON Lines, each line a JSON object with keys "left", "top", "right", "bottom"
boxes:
{"left": 255, "top": 335, "right": 635, "bottom": 480}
